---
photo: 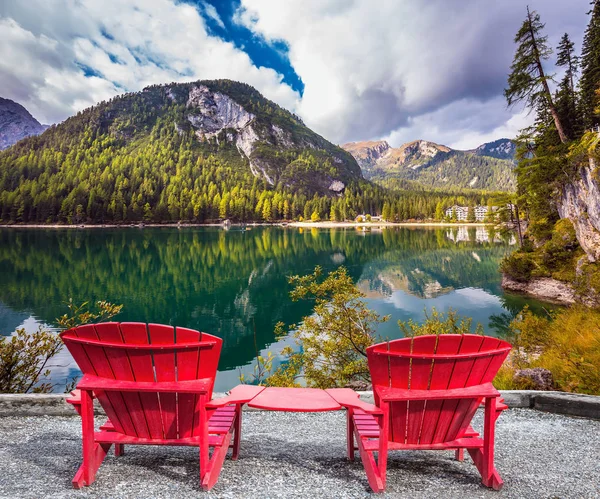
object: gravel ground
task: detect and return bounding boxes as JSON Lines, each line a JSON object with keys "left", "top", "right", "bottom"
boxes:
{"left": 0, "top": 409, "right": 598, "bottom": 499}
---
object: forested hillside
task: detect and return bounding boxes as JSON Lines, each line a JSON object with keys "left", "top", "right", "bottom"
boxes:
{"left": 0, "top": 79, "right": 503, "bottom": 224}
{"left": 0, "top": 79, "right": 361, "bottom": 223}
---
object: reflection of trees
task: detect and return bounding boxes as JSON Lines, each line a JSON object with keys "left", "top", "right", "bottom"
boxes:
{"left": 0, "top": 227, "right": 520, "bottom": 370}
{"left": 0, "top": 227, "right": 390, "bottom": 369}
{"left": 489, "top": 292, "right": 559, "bottom": 336}
{"left": 360, "top": 236, "right": 512, "bottom": 299}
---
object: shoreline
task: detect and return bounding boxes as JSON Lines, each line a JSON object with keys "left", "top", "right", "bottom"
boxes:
{"left": 0, "top": 221, "right": 496, "bottom": 229}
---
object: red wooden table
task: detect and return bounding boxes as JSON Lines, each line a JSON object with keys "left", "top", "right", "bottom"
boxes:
{"left": 247, "top": 387, "right": 342, "bottom": 411}
{"left": 208, "top": 385, "right": 379, "bottom": 414}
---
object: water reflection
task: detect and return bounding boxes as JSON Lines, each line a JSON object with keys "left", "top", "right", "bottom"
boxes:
{"left": 0, "top": 226, "right": 545, "bottom": 391}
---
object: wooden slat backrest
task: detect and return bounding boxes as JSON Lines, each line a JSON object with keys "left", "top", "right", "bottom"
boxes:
{"left": 369, "top": 334, "right": 511, "bottom": 445}
{"left": 148, "top": 324, "right": 178, "bottom": 439}
{"left": 421, "top": 335, "right": 462, "bottom": 444}
{"left": 94, "top": 322, "right": 150, "bottom": 438}
{"left": 175, "top": 326, "right": 201, "bottom": 439}
{"left": 61, "top": 322, "right": 222, "bottom": 440}
{"left": 191, "top": 330, "right": 222, "bottom": 437}
{"left": 405, "top": 336, "right": 437, "bottom": 444}
{"left": 119, "top": 322, "right": 165, "bottom": 439}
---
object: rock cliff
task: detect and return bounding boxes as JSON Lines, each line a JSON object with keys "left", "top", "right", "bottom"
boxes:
{"left": 168, "top": 81, "right": 361, "bottom": 193}
{"left": 0, "top": 98, "right": 47, "bottom": 150}
{"left": 558, "top": 157, "right": 600, "bottom": 262}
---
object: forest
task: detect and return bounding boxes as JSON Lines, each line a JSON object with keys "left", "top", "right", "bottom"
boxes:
{"left": 0, "top": 80, "right": 502, "bottom": 224}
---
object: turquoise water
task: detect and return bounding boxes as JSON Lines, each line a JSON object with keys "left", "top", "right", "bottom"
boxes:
{"left": 0, "top": 226, "right": 546, "bottom": 391}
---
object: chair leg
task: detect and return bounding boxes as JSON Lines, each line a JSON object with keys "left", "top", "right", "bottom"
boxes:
{"left": 73, "top": 390, "right": 110, "bottom": 488}
{"left": 198, "top": 395, "right": 210, "bottom": 486}
{"left": 468, "top": 397, "right": 503, "bottom": 491}
{"left": 356, "top": 432, "right": 385, "bottom": 493}
{"left": 455, "top": 449, "right": 464, "bottom": 461}
{"left": 347, "top": 408, "right": 355, "bottom": 461}
{"left": 201, "top": 431, "right": 233, "bottom": 491}
{"left": 115, "top": 444, "right": 124, "bottom": 456}
{"left": 378, "top": 409, "right": 388, "bottom": 489}
{"left": 231, "top": 404, "right": 242, "bottom": 460}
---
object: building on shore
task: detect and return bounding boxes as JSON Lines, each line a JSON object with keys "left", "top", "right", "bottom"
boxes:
{"left": 445, "top": 205, "right": 497, "bottom": 222}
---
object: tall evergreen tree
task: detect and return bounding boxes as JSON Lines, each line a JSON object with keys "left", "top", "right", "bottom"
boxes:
{"left": 557, "top": 33, "right": 579, "bottom": 95}
{"left": 505, "top": 7, "right": 568, "bottom": 143}
{"left": 556, "top": 33, "right": 581, "bottom": 139}
{"left": 580, "top": 0, "right": 600, "bottom": 128}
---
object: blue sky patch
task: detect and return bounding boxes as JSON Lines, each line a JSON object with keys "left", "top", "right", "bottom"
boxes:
{"left": 180, "top": 0, "right": 304, "bottom": 95}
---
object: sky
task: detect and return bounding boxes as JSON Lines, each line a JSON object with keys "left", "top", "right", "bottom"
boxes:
{"left": 0, "top": 0, "right": 591, "bottom": 149}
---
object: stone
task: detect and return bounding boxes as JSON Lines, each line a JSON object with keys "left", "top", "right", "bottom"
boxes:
{"left": 514, "top": 368, "right": 554, "bottom": 391}
{"left": 501, "top": 275, "right": 576, "bottom": 304}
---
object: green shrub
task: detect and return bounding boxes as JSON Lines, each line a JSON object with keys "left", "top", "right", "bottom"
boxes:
{"left": 0, "top": 300, "right": 122, "bottom": 393}
{"left": 495, "top": 306, "right": 600, "bottom": 395}
{"left": 500, "top": 252, "right": 535, "bottom": 282}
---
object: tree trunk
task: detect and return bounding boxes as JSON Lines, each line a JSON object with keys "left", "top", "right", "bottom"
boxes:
{"left": 514, "top": 205, "right": 524, "bottom": 246}
{"left": 528, "top": 10, "right": 569, "bottom": 143}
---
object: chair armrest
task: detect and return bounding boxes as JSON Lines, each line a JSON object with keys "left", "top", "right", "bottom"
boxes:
{"left": 77, "top": 374, "right": 212, "bottom": 394}
{"left": 66, "top": 390, "right": 82, "bottom": 406}
{"left": 375, "top": 382, "right": 500, "bottom": 402}
{"left": 325, "top": 388, "right": 383, "bottom": 414}
{"left": 497, "top": 397, "right": 509, "bottom": 411}
{"left": 206, "top": 384, "right": 265, "bottom": 408}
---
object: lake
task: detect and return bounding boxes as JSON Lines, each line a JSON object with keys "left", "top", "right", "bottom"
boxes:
{"left": 0, "top": 226, "right": 547, "bottom": 391}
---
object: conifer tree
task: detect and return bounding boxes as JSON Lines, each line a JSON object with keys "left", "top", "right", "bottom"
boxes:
{"left": 505, "top": 7, "right": 568, "bottom": 143}
{"left": 580, "top": 0, "right": 600, "bottom": 128}
{"left": 434, "top": 201, "right": 445, "bottom": 221}
{"left": 467, "top": 205, "right": 476, "bottom": 223}
{"left": 556, "top": 33, "right": 581, "bottom": 138}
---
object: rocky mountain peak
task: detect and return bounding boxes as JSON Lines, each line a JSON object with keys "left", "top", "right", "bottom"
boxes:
{"left": 0, "top": 97, "right": 47, "bottom": 150}
{"left": 341, "top": 137, "right": 515, "bottom": 190}
{"left": 473, "top": 138, "right": 516, "bottom": 160}
{"left": 398, "top": 140, "right": 451, "bottom": 163}
{"left": 167, "top": 81, "right": 359, "bottom": 192}
{"left": 341, "top": 140, "right": 390, "bottom": 169}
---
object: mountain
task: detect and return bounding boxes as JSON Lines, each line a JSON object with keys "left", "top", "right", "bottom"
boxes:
{"left": 471, "top": 138, "right": 517, "bottom": 160}
{"left": 0, "top": 98, "right": 47, "bottom": 150}
{"left": 0, "top": 79, "right": 363, "bottom": 223}
{"left": 342, "top": 139, "right": 516, "bottom": 191}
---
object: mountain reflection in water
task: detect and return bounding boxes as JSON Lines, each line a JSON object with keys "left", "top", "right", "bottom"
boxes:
{"left": 0, "top": 226, "right": 544, "bottom": 391}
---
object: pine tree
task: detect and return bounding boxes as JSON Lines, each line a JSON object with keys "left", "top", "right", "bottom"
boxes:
{"left": 505, "top": 7, "right": 568, "bottom": 143}
{"left": 580, "top": 0, "right": 600, "bottom": 128}
{"left": 467, "top": 205, "right": 476, "bottom": 223}
{"left": 434, "top": 201, "right": 444, "bottom": 221}
{"left": 381, "top": 202, "right": 391, "bottom": 221}
{"left": 556, "top": 33, "right": 581, "bottom": 138}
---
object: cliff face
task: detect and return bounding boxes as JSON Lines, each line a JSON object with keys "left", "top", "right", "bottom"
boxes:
{"left": 558, "top": 157, "right": 600, "bottom": 262}
{"left": 0, "top": 98, "right": 47, "bottom": 150}
{"left": 175, "top": 81, "right": 361, "bottom": 193}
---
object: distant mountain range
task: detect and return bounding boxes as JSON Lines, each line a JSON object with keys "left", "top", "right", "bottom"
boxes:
{"left": 342, "top": 138, "right": 516, "bottom": 191}
{"left": 0, "top": 98, "right": 47, "bottom": 150}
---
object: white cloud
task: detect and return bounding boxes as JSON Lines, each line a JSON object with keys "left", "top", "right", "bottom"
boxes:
{"left": 202, "top": 2, "right": 226, "bottom": 30}
{"left": 0, "top": 0, "right": 299, "bottom": 124}
{"left": 237, "top": 0, "right": 588, "bottom": 146}
{"left": 0, "top": 0, "right": 590, "bottom": 146}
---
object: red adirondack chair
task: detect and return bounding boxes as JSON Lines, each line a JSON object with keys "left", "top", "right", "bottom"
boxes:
{"left": 346, "top": 334, "right": 512, "bottom": 493}
{"left": 61, "top": 322, "right": 251, "bottom": 491}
